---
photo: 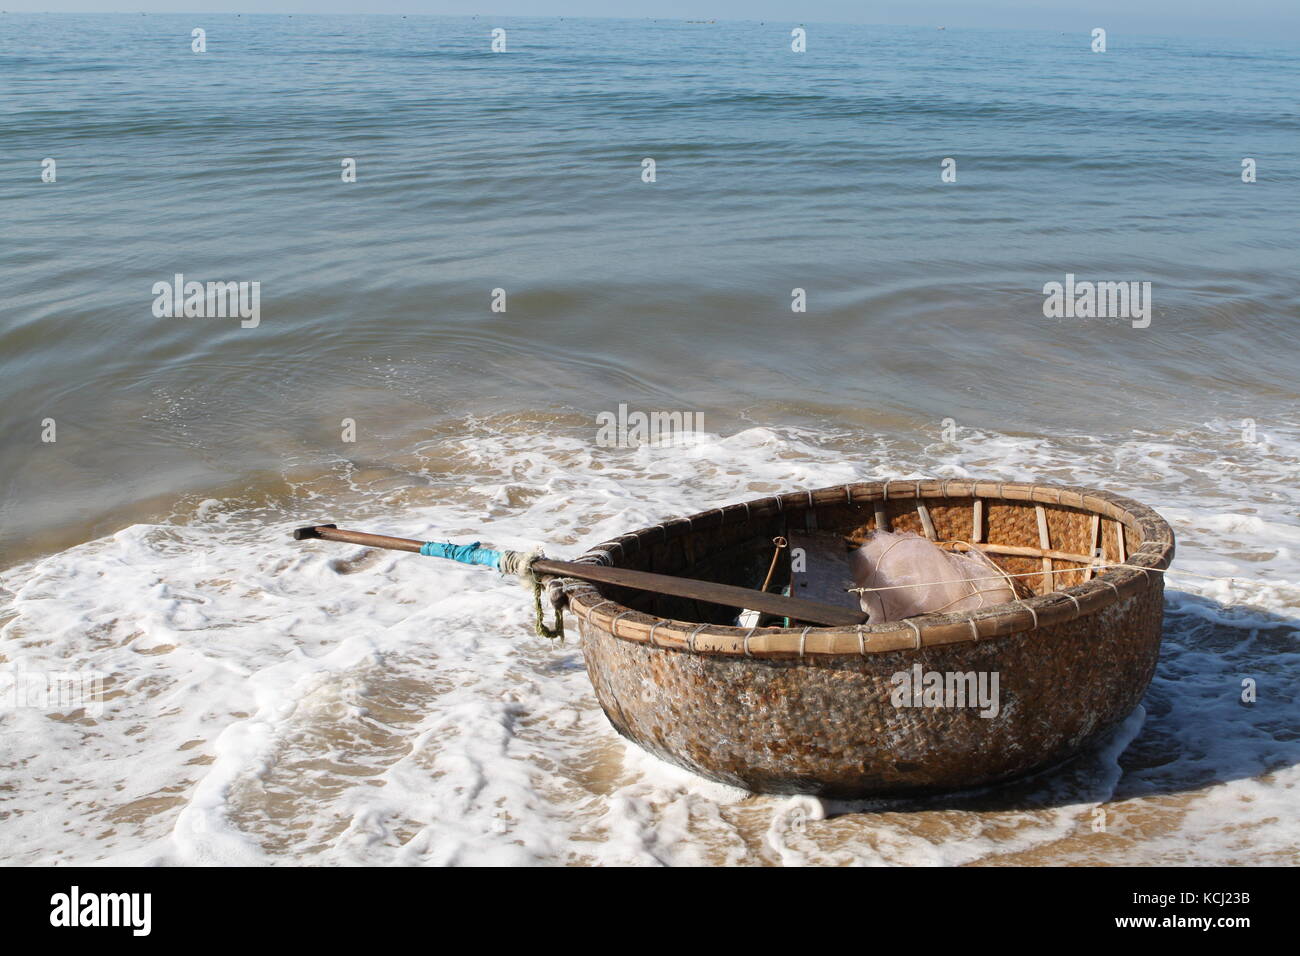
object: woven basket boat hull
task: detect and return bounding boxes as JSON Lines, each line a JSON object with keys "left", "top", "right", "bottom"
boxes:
{"left": 558, "top": 480, "right": 1174, "bottom": 798}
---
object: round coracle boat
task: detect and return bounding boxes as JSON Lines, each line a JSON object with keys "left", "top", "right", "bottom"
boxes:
{"left": 551, "top": 479, "right": 1175, "bottom": 798}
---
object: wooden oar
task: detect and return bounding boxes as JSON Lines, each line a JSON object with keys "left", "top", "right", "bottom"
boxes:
{"left": 292, "top": 524, "right": 867, "bottom": 627}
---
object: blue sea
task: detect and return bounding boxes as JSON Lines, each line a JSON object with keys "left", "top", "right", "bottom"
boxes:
{"left": 0, "top": 14, "right": 1297, "bottom": 865}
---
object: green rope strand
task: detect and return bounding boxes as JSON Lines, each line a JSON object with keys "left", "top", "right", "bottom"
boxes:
{"left": 498, "top": 548, "right": 565, "bottom": 641}
{"left": 530, "top": 570, "right": 566, "bottom": 642}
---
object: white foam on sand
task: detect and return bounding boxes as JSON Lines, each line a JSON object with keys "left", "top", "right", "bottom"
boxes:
{"left": 1, "top": 420, "right": 1297, "bottom": 866}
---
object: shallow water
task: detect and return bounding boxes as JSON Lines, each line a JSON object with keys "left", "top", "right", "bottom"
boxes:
{"left": 1, "top": 14, "right": 1297, "bottom": 865}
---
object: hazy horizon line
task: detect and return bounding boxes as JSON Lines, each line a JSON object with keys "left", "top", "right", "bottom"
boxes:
{"left": 4, "top": 8, "right": 1300, "bottom": 47}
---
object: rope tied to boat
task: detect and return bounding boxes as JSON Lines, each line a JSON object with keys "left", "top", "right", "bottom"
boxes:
{"left": 498, "top": 547, "right": 566, "bottom": 642}
{"left": 417, "top": 540, "right": 565, "bottom": 641}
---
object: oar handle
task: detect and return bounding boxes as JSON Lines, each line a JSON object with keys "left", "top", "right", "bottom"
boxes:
{"left": 293, "top": 524, "right": 424, "bottom": 553}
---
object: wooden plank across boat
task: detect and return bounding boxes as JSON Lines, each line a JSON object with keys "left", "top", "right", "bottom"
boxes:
{"left": 544, "top": 479, "right": 1175, "bottom": 798}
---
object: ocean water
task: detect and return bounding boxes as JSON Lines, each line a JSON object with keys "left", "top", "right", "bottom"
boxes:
{"left": 1, "top": 14, "right": 1297, "bottom": 865}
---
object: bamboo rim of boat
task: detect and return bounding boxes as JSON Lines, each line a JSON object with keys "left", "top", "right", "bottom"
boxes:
{"left": 555, "top": 479, "right": 1175, "bottom": 658}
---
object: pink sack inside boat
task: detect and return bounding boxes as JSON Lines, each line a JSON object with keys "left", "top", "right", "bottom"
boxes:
{"left": 849, "top": 531, "right": 1016, "bottom": 625}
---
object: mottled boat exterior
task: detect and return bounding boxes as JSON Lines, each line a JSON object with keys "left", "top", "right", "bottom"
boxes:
{"left": 553, "top": 480, "right": 1174, "bottom": 797}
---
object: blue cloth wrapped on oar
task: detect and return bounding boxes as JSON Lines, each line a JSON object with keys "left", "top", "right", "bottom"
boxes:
{"left": 418, "top": 540, "right": 503, "bottom": 568}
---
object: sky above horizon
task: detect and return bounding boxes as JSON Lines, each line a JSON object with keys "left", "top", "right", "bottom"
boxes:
{"left": 3, "top": 1, "right": 1298, "bottom": 43}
